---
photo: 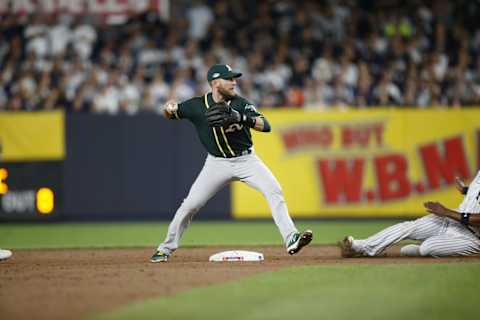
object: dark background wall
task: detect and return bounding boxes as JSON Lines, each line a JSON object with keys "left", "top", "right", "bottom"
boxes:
{"left": 63, "top": 114, "right": 231, "bottom": 220}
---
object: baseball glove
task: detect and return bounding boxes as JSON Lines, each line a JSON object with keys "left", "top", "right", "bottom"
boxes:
{"left": 205, "top": 102, "right": 241, "bottom": 127}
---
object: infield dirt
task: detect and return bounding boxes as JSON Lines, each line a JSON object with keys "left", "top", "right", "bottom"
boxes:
{"left": 1, "top": 245, "right": 479, "bottom": 320}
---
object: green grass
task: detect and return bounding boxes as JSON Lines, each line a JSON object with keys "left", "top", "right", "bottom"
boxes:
{"left": 1, "top": 220, "right": 478, "bottom": 320}
{"left": 96, "top": 263, "right": 480, "bottom": 320}
{"left": 0, "top": 220, "right": 398, "bottom": 249}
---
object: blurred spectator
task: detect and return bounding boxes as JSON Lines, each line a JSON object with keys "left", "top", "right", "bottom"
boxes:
{"left": 373, "top": 68, "right": 402, "bottom": 106}
{"left": 354, "top": 62, "right": 373, "bottom": 107}
{"left": 1, "top": 0, "right": 480, "bottom": 113}
{"left": 169, "top": 68, "right": 196, "bottom": 102}
{"left": 67, "top": 83, "right": 91, "bottom": 113}
{"left": 71, "top": 17, "right": 97, "bottom": 61}
{"left": 148, "top": 70, "right": 170, "bottom": 106}
{"left": 187, "top": 0, "right": 213, "bottom": 40}
{"left": 119, "top": 75, "right": 141, "bottom": 114}
{"left": 24, "top": 14, "right": 49, "bottom": 58}
{"left": 49, "top": 15, "right": 72, "bottom": 56}
{"left": 92, "top": 73, "right": 120, "bottom": 114}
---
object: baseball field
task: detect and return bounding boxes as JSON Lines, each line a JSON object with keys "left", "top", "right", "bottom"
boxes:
{"left": 1, "top": 220, "right": 479, "bottom": 320}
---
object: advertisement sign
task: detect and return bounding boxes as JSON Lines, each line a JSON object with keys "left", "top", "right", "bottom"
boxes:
{"left": 0, "top": 111, "right": 64, "bottom": 219}
{"left": 0, "top": 162, "right": 61, "bottom": 219}
{"left": 0, "top": 111, "right": 64, "bottom": 162}
{"left": 232, "top": 109, "right": 480, "bottom": 218}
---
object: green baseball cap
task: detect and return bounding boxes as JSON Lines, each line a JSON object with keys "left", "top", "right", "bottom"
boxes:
{"left": 207, "top": 64, "right": 242, "bottom": 82}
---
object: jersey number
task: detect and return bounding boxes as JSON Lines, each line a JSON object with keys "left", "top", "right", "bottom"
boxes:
{"left": 225, "top": 123, "right": 243, "bottom": 133}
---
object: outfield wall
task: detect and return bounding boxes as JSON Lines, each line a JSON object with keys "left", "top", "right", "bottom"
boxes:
{"left": 0, "top": 112, "right": 230, "bottom": 221}
{"left": 63, "top": 114, "right": 233, "bottom": 220}
{"left": 0, "top": 109, "right": 479, "bottom": 221}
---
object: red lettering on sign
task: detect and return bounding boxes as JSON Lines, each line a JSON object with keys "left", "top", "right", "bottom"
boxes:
{"left": 341, "top": 122, "right": 385, "bottom": 149}
{"left": 341, "top": 127, "right": 353, "bottom": 147}
{"left": 419, "top": 136, "right": 470, "bottom": 189}
{"left": 317, "top": 158, "right": 364, "bottom": 204}
{"left": 373, "top": 123, "right": 384, "bottom": 146}
{"left": 281, "top": 127, "right": 333, "bottom": 151}
{"left": 375, "top": 154, "right": 411, "bottom": 201}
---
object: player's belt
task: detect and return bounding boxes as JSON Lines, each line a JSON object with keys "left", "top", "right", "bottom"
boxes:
{"left": 239, "top": 149, "right": 252, "bottom": 156}
{"left": 227, "top": 148, "right": 252, "bottom": 158}
{"left": 224, "top": 148, "right": 252, "bottom": 158}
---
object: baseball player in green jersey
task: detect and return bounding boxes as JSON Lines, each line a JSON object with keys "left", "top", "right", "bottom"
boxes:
{"left": 151, "top": 64, "right": 313, "bottom": 262}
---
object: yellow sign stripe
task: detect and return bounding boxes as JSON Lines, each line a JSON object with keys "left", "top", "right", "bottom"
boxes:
{"left": 204, "top": 94, "right": 226, "bottom": 157}
{"left": 0, "top": 110, "right": 65, "bottom": 161}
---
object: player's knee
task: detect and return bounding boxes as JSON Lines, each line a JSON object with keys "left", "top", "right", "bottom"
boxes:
{"left": 418, "top": 243, "right": 432, "bottom": 256}
{"left": 180, "top": 198, "right": 203, "bottom": 214}
{"left": 269, "top": 187, "right": 285, "bottom": 202}
{"left": 270, "top": 182, "right": 284, "bottom": 196}
{"left": 419, "top": 241, "right": 442, "bottom": 257}
{"left": 398, "top": 220, "right": 414, "bottom": 228}
{"left": 392, "top": 220, "right": 415, "bottom": 235}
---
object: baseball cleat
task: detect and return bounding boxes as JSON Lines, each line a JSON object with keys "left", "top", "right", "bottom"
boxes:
{"left": 339, "top": 236, "right": 361, "bottom": 258}
{"left": 150, "top": 251, "right": 169, "bottom": 263}
{"left": 287, "top": 229, "right": 313, "bottom": 255}
{"left": 400, "top": 244, "right": 421, "bottom": 257}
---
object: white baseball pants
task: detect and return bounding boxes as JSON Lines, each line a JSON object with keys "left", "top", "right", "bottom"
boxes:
{"left": 353, "top": 214, "right": 480, "bottom": 257}
{"left": 157, "top": 152, "right": 297, "bottom": 255}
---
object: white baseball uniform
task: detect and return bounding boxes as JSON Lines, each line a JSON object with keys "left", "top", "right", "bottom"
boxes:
{"left": 351, "top": 170, "right": 480, "bottom": 257}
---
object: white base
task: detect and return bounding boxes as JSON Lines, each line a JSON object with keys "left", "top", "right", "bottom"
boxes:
{"left": 209, "top": 250, "right": 264, "bottom": 262}
{"left": 0, "top": 249, "right": 12, "bottom": 261}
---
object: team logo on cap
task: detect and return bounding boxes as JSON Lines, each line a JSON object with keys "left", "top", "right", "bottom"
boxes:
{"left": 226, "top": 65, "right": 232, "bottom": 71}
{"left": 212, "top": 72, "right": 220, "bottom": 78}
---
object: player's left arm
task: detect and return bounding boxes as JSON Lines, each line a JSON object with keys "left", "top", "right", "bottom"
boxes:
{"left": 241, "top": 102, "right": 271, "bottom": 132}
{"left": 246, "top": 115, "right": 271, "bottom": 132}
{"left": 424, "top": 201, "right": 480, "bottom": 226}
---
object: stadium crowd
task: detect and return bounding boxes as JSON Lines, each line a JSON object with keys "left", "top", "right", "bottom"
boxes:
{"left": 1, "top": 0, "right": 480, "bottom": 114}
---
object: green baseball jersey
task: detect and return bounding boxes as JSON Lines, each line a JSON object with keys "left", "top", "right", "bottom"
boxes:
{"left": 171, "top": 92, "right": 263, "bottom": 157}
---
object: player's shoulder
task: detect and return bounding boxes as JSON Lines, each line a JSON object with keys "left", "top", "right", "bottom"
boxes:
{"left": 180, "top": 95, "right": 204, "bottom": 107}
{"left": 232, "top": 95, "right": 258, "bottom": 113}
{"left": 232, "top": 95, "right": 251, "bottom": 106}
{"left": 177, "top": 95, "right": 206, "bottom": 119}
{"left": 179, "top": 95, "right": 204, "bottom": 111}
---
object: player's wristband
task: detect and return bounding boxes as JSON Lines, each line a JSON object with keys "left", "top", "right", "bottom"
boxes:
{"left": 240, "top": 114, "right": 256, "bottom": 128}
{"left": 460, "top": 212, "right": 470, "bottom": 226}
